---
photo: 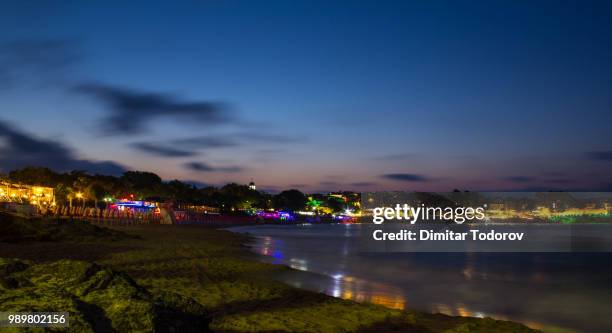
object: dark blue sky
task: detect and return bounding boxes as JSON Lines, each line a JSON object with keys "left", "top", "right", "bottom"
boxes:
{"left": 0, "top": 0, "right": 611, "bottom": 192}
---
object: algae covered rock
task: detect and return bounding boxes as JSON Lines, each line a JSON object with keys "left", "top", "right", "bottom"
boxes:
{"left": 0, "top": 258, "right": 31, "bottom": 289}
{"left": 0, "top": 258, "right": 209, "bottom": 332}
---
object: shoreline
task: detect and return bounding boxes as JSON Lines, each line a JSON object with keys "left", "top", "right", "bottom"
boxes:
{"left": 225, "top": 223, "right": 603, "bottom": 333}
{"left": 0, "top": 215, "right": 539, "bottom": 332}
{"left": 225, "top": 224, "right": 547, "bottom": 332}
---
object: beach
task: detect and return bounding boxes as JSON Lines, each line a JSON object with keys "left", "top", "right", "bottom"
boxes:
{"left": 0, "top": 214, "right": 537, "bottom": 332}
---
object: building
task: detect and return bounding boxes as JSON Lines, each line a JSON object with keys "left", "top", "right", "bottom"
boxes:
{"left": 109, "top": 199, "right": 158, "bottom": 212}
{"left": 0, "top": 180, "right": 55, "bottom": 206}
{"left": 248, "top": 181, "right": 256, "bottom": 190}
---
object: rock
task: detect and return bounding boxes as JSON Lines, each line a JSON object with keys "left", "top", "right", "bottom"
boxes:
{"left": 0, "top": 258, "right": 210, "bottom": 332}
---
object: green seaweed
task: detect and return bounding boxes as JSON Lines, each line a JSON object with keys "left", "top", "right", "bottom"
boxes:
{"left": 0, "top": 259, "right": 209, "bottom": 332}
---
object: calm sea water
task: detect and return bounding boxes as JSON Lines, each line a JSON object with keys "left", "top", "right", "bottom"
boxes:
{"left": 228, "top": 224, "right": 612, "bottom": 333}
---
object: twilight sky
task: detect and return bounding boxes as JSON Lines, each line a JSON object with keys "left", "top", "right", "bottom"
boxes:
{"left": 0, "top": 0, "right": 611, "bottom": 192}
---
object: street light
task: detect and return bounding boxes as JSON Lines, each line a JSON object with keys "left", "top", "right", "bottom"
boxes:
{"left": 75, "top": 192, "right": 84, "bottom": 207}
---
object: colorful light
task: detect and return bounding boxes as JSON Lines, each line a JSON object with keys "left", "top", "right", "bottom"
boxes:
{"left": 257, "top": 210, "right": 294, "bottom": 221}
{"left": 114, "top": 200, "right": 156, "bottom": 208}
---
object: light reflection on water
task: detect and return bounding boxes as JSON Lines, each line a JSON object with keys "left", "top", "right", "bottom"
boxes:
{"left": 230, "top": 224, "right": 612, "bottom": 333}
{"left": 330, "top": 273, "right": 407, "bottom": 310}
{"left": 262, "top": 234, "right": 408, "bottom": 310}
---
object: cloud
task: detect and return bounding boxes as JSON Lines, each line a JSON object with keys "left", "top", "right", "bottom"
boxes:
{"left": 172, "top": 133, "right": 304, "bottom": 148}
{"left": 130, "top": 133, "right": 303, "bottom": 159}
{"left": 171, "top": 136, "right": 238, "bottom": 148}
{"left": 586, "top": 151, "right": 612, "bottom": 161}
{"left": 500, "top": 186, "right": 562, "bottom": 192}
{"left": 313, "top": 181, "right": 377, "bottom": 191}
{"left": 503, "top": 176, "right": 534, "bottom": 183}
{"left": 130, "top": 142, "right": 198, "bottom": 157}
{"left": 74, "top": 82, "right": 231, "bottom": 135}
{"left": 235, "top": 133, "right": 306, "bottom": 143}
{"left": 349, "top": 182, "right": 376, "bottom": 187}
{"left": 381, "top": 173, "right": 430, "bottom": 182}
{"left": 184, "top": 161, "right": 243, "bottom": 173}
{"left": 0, "top": 120, "right": 126, "bottom": 175}
{"left": 0, "top": 39, "right": 80, "bottom": 88}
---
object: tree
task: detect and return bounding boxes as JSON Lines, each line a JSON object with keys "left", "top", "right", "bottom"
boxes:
{"left": 121, "top": 171, "right": 163, "bottom": 199}
{"left": 87, "top": 182, "right": 107, "bottom": 209}
{"left": 326, "top": 196, "right": 345, "bottom": 213}
{"left": 166, "top": 180, "right": 198, "bottom": 203}
{"left": 9, "top": 167, "right": 60, "bottom": 186}
{"left": 273, "top": 190, "right": 307, "bottom": 212}
{"left": 54, "top": 183, "right": 70, "bottom": 206}
{"left": 219, "top": 183, "right": 261, "bottom": 211}
{"left": 72, "top": 175, "right": 90, "bottom": 208}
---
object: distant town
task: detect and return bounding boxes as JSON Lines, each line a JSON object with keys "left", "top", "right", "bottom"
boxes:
{"left": 364, "top": 192, "right": 612, "bottom": 224}
{"left": 0, "top": 166, "right": 362, "bottom": 224}
{"left": 1, "top": 167, "right": 611, "bottom": 225}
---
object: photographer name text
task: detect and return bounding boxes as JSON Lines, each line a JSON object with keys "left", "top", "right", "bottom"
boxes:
{"left": 373, "top": 229, "right": 524, "bottom": 241}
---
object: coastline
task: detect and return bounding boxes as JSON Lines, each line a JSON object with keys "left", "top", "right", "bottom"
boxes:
{"left": 0, "top": 215, "right": 539, "bottom": 332}
{"left": 225, "top": 223, "right": 609, "bottom": 333}
{"left": 219, "top": 224, "right": 542, "bottom": 332}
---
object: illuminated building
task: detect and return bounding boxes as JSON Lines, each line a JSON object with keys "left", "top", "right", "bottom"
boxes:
{"left": 256, "top": 210, "right": 294, "bottom": 221}
{"left": 248, "top": 181, "right": 256, "bottom": 190}
{"left": 0, "top": 180, "right": 55, "bottom": 206}
{"left": 108, "top": 198, "right": 158, "bottom": 212}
